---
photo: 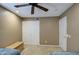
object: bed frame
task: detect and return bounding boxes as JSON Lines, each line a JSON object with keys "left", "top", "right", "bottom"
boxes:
{"left": 6, "top": 42, "right": 24, "bottom": 51}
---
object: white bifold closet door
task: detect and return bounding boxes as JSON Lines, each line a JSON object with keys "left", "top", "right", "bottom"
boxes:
{"left": 22, "top": 20, "right": 40, "bottom": 45}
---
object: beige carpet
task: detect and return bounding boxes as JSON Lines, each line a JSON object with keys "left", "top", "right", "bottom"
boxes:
{"left": 21, "top": 45, "right": 62, "bottom": 55}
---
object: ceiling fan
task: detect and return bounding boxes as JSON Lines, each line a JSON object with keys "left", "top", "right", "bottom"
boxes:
{"left": 14, "top": 3, "right": 48, "bottom": 14}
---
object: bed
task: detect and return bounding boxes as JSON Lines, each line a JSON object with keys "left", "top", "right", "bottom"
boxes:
{"left": 49, "top": 51, "right": 79, "bottom": 55}
{"left": 0, "top": 48, "right": 21, "bottom": 55}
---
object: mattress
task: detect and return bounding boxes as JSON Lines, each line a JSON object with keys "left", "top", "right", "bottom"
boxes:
{"left": 49, "top": 51, "right": 79, "bottom": 55}
{"left": 0, "top": 48, "right": 21, "bottom": 55}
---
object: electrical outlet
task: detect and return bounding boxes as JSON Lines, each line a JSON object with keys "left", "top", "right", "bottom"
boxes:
{"left": 45, "top": 40, "right": 48, "bottom": 43}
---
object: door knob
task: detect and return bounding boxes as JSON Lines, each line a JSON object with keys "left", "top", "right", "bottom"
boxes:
{"left": 64, "top": 34, "right": 71, "bottom": 38}
{"left": 64, "top": 34, "right": 69, "bottom": 38}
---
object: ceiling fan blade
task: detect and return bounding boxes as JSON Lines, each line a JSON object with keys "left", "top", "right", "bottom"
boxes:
{"left": 31, "top": 6, "right": 34, "bottom": 14}
{"left": 35, "top": 4, "right": 48, "bottom": 12}
{"left": 15, "top": 4, "right": 30, "bottom": 8}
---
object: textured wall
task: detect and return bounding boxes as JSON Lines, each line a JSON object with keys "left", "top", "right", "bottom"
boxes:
{"left": 22, "top": 17, "right": 59, "bottom": 45}
{"left": 40, "top": 17, "right": 59, "bottom": 45}
{"left": 0, "top": 7, "right": 22, "bottom": 47}
{"left": 61, "top": 4, "right": 79, "bottom": 51}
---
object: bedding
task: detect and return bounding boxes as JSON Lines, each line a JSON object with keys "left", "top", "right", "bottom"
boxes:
{"left": 0, "top": 48, "right": 21, "bottom": 55}
{"left": 49, "top": 51, "right": 79, "bottom": 55}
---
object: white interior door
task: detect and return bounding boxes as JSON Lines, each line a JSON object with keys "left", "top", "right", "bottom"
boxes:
{"left": 22, "top": 20, "right": 39, "bottom": 45}
{"left": 59, "top": 16, "right": 67, "bottom": 51}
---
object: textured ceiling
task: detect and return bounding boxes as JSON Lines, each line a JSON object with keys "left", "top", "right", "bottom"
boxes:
{"left": 1, "top": 3, "right": 73, "bottom": 17}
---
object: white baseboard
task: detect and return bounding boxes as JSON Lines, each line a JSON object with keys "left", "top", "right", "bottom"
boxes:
{"left": 24, "top": 43, "right": 59, "bottom": 47}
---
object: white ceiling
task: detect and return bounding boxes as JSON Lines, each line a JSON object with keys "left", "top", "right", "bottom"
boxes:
{"left": 0, "top": 3, "right": 73, "bottom": 18}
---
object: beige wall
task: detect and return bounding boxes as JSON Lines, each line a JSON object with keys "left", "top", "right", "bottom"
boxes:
{"left": 61, "top": 4, "right": 79, "bottom": 51}
{"left": 40, "top": 17, "right": 59, "bottom": 45}
{"left": 0, "top": 7, "right": 22, "bottom": 47}
{"left": 22, "top": 17, "right": 59, "bottom": 45}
